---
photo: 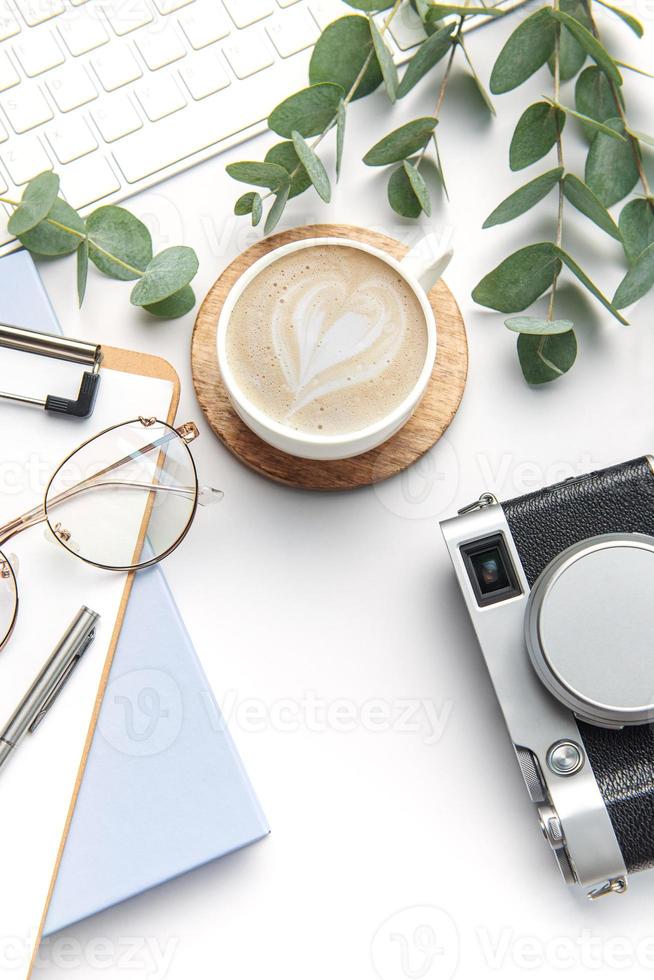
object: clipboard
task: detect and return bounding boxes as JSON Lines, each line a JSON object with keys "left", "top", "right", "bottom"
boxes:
{"left": 0, "top": 335, "right": 179, "bottom": 980}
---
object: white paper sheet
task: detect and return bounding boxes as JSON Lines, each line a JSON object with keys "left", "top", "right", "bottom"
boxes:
{"left": 0, "top": 349, "right": 174, "bottom": 979}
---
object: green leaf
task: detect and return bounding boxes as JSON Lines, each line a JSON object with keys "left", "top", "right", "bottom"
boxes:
{"left": 506, "top": 315, "right": 574, "bottom": 334}
{"left": 550, "top": 10, "right": 622, "bottom": 86}
{"left": 562, "top": 174, "right": 621, "bottom": 240}
{"left": 553, "top": 245, "right": 627, "bottom": 323}
{"left": 616, "top": 60, "right": 654, "bottom": 80}
{"left": 482, "top": 168, "right": 563, "bottom": 228}
{"left": 251, "top": 193, "right": 263, "bottom": 226}
{"left": 336, "top": 99, "right": 346, "bottom": 181}
{"left": 86, "top": 205, "right": 152, "bottom": 281}
{"left": 489, "top": 9, "right": 556, "bottom": 94}
{"left": 427, "top": 2, "right": 505, "bottom": 14}
{"left": 291, "top": 131, "right": 331, "bottom": 202}
{"left": 342, "top": 0, "right": 393, "bottom": 8}
{"left": 433, "top": 132, "right": 449, "bottom": 200}
{"left": 264, "top": 142, "right": 311, "bottom": 197}
{"left": 613, "top": 243, "right": 654, "bottom": 307}
{"left": 575, "top": 65, "right": 620, "bottom": 139}
{"left": 595, "top": 0, "right": 643, "bottom": 37}
{"left": 585, "top": 118, "right": 639, "bottom": 206}
{"left": 396, "top": 23, "right": 455, "bottom": 98}
{"left": 619, "top": 198, "right": 654, "bottom": 263}
{"left": 225, "top": 161, "right": 290, "bottom": 190}
{"left": 558, "top": 102, "right": 627, "bottom": 140}
{"left": 8, "top": 171, "right": 59, "bottom": 236}
{"left": 459, "top": 38, "right": 495, "bottom": 114}
{"left": 18, "top": 197, "right": 85, "bottom": 256}
{"left": 387, "top": 165, "right": 421, "bottom": 218}
{"left": 130, "top": 246, "right": 199, "bottom": 307}
{"left": 517, "top": 331, "right": 577, "bottom": 384}
{"left": 547, "top": 0, "right": 590, "bottom": 82}
{"left": 403, "top": 160, "right": 431, "bottom": 215}
{"left": 472, "top": 243, "right": 561, "bottom": 312}
{"left": 627, "top": 129, "right": 654, "bottom": 149}
{"left": 142, "top": 285, "right": 196, "bottom": 318}
{"left": 76, "top": 239, "right": 88, "bottom": 307}
{"left": 509, "top": 102, "right": 565, "bottom": 171}
{"left": 363, "top": 117, "right": 437, "bottom": 166}
{"left": 234, "top": 192, "right": 258, "bottom": 216}
{"left": 309, "top": 16, "right": 382, "bottom": 101}
{"left": 369, "top": 16, "right": 397, "bottom": 102}
{"left": 264, "top": 184, "right": 290, "bottom": 234}
{"left": 268, "top": 83, "right": 344, "bottom": 138}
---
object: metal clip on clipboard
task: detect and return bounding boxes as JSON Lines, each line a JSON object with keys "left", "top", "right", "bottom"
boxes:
{"left": 0, "top": 324, "right": 102, "bottom": 419}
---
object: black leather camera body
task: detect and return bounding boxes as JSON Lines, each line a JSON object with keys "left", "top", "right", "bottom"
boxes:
{"left": 441, "top": 456, "right": 654, "bottom": 899}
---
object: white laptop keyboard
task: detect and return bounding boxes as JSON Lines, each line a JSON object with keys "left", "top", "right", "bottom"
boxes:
{"left": 0, "top": 0, "right": 428, "bottom": 252}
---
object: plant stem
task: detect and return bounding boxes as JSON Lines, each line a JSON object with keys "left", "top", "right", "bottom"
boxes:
{"left": 547, "top": 0, "right": 565, "bottom": 322}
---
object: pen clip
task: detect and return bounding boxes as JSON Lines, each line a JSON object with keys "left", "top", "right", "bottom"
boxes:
{"left": 28, "top": 625, "right": 97, "bottom": 734}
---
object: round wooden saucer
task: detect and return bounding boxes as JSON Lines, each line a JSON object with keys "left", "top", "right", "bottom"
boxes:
{"left": 191, "top": 224, "right": 468, "bottom": 492}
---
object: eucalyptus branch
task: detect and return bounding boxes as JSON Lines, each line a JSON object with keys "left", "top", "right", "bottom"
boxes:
{"left": 547, "top": 0, "right": 565, "bottom": 322}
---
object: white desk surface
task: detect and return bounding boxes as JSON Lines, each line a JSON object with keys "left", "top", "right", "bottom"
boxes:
{"left": 33, "top": 11, "right": 654, "bottom": 980}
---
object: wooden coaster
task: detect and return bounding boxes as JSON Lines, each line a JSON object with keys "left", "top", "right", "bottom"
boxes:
{"left": 191, "top": 224, "right": 468, "bottom": 492}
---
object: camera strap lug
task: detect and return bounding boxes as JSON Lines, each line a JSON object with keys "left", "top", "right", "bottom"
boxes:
{"left": 457, "top": 492, "right": 498, "bottom": 515}
{"left": 587, "top": 877, "right": 628, "bottom": 900}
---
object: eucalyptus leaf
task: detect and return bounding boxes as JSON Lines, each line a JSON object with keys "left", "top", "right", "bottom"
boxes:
{"left": 509, "top": 102, "right": 565, "bottom": 171}
{"left": 595, "top": 0, "right": 643, "bottom": 37}
{"left": 613, "top": 243, "right": 654, "bottom": 307}
{"left": 130, "top": 246, "right": 199, "bottom": 307}
{"left": 342, "top": 0, "right": 393, "bottom": 8}
{"left": 363, "top": 117, "right": 437, "bottom": 166}
{"left": 482, "top": 168, "right": 563, "bottom": 228}
{"left": 403, "top": 160, "right": 431, "bottom": 215}
{"left": 550, "top": 11, "right": 622, "bottom": 86}
{"left": 619, "top": 198, "right": 654, "bottom": 263}
{"left": 552, "top": 245, "right": 628, "bottom": 322}
{"left": 506, "top": 315, "right": 574, "bottom": 334}
{"left": 76, "top": 239, "right": 88, "bottom": 307}
{"left": 489, "top": 9, "right": 556, "bottom": 95}
{"left": 562, "top": 174, "right": 621, "bottom": 240}
{"left": 627, "top": 129, "right": 654, "bottom": 149}
{"left": 517, "top": 331, "right": 577, "bottom": 384}
{"left": 234, "top": 192, "right": 257, "bottom": 216}
{"left": 387, "top": 165, "right": 421, "bottom": 218}
{"left": 86, "top": 205, "right": 153, "bottom": 281}
{"left": 575, "top": 65, "right": 620, "bottom": 139}
{"left": 265, "top": 142, "right": 311, "bottom": 197}
{"left": 336, "top": 99, "right": 346, "bottom": 181}
{"left": 251, "top": 193, "right": 263, "bottom": 226}
{"left": 264, "top": 184, "right": 290, "bottom": 234}
{"left": 433, "top": 132, "right": 449, "bottom": 200}
{"left": 547, "top": 0, "right": 589, "bottom": 82}
{"left": 472, "top": 242, "right": 561, "bottom": 313}
{"left": 225, "top": 161, "right": 289, "bottom": 190}
{"left": 558, "top": 103, "right": 627, "bottom": 141}
{"left": 369, "top": 16, "right": 397, "bottom": 102}
{"left": 268, "top": 83, "right": 344, "bottom": 138}
{"left": 459, "top": 38, "right": 495, "bottom": 115}
{"left": 142, "top": 285, "right": 196, "bottom": 318}
{"left": 585, "top": 118, "right": 639, "bottom": 206}
{"left": 18, "top": 197, "right": 85, "bottom": 256}
{"left": 8, "top": 171, "right": 59, "bottom": 236}
{"left": 309, "top": 16, "right": 382, "bottom": 100}
{"left": 291, "top": 131, "right": 331, "bottom": 202}
{"left": 396, "top": 23, "right": 455, "bottom": 98}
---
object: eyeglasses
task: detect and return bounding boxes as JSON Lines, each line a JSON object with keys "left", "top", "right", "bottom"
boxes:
{"left": 0, "top": 416, "right": 222, "bottom": 651}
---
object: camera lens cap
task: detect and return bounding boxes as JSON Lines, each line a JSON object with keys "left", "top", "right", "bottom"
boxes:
{"left": 525, "top": 533, "right": 654, "bottom": 728}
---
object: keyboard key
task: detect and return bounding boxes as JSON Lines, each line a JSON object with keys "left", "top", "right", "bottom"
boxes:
{"left": 46, "top": 115, "right": 98, "bottom": 163}
{"left": 0, "top": 1, "right": 20, "bottom": 41}
{"left": 135, "top": 23, "right": 186, "bottom": 70}
{"left": 152, "top": 0, "right": 194, "bottom": 12}
{"left": 47, "top": 64, "right": 98, "bottom": 111}
{"left": 178, "top": 3, "right": 230, "bottom": 49}
{"left": 92, "top": 45, "right": 142, "bottom": 90}
{"left": 58, "top": 12, "right": 109, "bottom": 55}
{"left": 223, "top": 0, "right": 272, "bottom": 28}
{"left": 179, "top": 48, "right": 229, "bottom": 99}
{"left": 277, "top": 0, "right": 302, "bottom": 6}
{"left": 223, "top": 33, "right": 273, "bottom": 79}
{"left": 2, "top": 86, "right": 53, "bottom": 132}
{"left": 104, "top": 0, "right": 153, "bottom": 36}
{"left": 387, "top": 3, "right": 426, "bottom": 50}
{"left": 14, "top": 0, "right": 64, "bottom": 27}
{"left": 3, "top": 134, "right": 52, "bottom": 183}
{"left": 92, "top": 94, "right": 142, "bottom": 141}
{"left": 266, "top": 8, "right": 318, "bottom": 57}
{"left": 14, "top": 32, "right": 64, "bottom": 77}
{"left": 58, "top": 153, "right": 120, "bottom": 207}
{"left": 0, "top": 51, "right": 20, "bottom": 92}
{"left": 136, "top": 73, "right": 186, "bottom": 120}
{"left": 0, "top": 118, "right": 7, "bottom": 143}
{"left": 310, "top": 0, "right": 345, "bottom": 30}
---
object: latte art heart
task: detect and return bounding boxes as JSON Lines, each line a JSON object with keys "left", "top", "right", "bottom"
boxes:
{"left": 226, "top": 245, "right": 429, "bottom": 436}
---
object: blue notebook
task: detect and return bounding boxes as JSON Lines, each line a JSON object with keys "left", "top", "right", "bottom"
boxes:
{"left": 0, "top": 251, "right": 269, "bottom": 935}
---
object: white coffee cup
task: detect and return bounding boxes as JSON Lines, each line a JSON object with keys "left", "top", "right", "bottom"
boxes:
{"left": 216, "top": 234, "right": 453, "bottom": 461}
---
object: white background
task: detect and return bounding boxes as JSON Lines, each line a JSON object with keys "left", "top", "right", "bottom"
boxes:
{"left": 31, "top": 4, "right": 654, "bottom": 978}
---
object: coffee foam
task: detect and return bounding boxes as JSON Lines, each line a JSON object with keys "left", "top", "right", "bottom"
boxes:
{"left": 226, "top": 245, "right": 429, "bottom": 436}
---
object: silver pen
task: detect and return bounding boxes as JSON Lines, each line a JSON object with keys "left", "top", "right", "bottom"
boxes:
{"left": 0, "top": 606, "right": 100, "bottom": 771}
